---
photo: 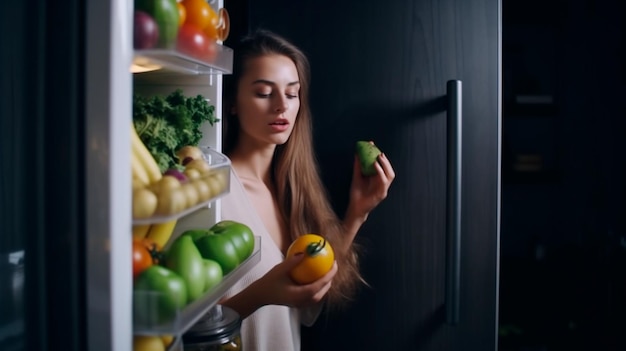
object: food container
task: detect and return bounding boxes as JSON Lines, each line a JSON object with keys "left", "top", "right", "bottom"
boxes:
{"left": 182, "top": 305, "right": 242, "bottom": 351}
{"left": 167, "top": 335, "right": 183, "bottom": 351}
{"left": 132, "top": 147, "right": 231, "bottom": 226}
{"left": 132, "top": 237, "right": 261, "bottom": 336}
{"left": 132, "top": 1, "right": 233, "bottom": 74}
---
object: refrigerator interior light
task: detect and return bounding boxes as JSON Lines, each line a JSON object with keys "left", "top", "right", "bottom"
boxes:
{"left": 130, "top": 57, "right": 162, "bottom": 73}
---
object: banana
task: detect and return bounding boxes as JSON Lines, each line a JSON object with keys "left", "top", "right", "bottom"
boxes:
{"left": 146, "top": 220, "right": 178, "bottom": 247}
{"left": 131, "top": 150, "right": 150, "bottom": 186}
{"left": 132, "top": 224, "right": 152, "bottom": 239}
{"left": 131, "top": 122, "right": 162, "bottom": 184}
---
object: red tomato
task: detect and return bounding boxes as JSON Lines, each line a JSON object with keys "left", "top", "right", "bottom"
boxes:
{"left": 140, "top": 237, "right": 163, "bottom": 264}
{"left": 132, "top": 240, "right": 154, "bottom": 279}
{"left": 176, "top": 23, "right": 217, "bottom": 61}
{"left": 286, "top": 234, "right": 335, "bottom": 284}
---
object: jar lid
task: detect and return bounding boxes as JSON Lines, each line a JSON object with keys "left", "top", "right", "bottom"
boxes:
{"left": 183, "top": 305, "right": 241, "bottom": 345}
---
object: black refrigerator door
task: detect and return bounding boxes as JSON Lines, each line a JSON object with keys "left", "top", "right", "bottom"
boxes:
{"left": 237, "top": 0, "right": 501, "bottom": 350}
{"left": 1, "top": 0, "right": 88, "bottom": 350}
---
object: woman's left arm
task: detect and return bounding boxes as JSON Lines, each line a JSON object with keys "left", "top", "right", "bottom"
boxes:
{"left": 341, "top": 152, "right": 395, "bottom": 251}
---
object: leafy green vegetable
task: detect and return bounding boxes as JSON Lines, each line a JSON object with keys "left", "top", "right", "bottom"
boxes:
{"left": 133, "top": 89, "right": 218, "bottom": 172}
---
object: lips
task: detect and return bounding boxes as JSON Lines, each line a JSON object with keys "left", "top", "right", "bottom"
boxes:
{"left": 269, "top": 118, "right": 290, "bottom": 132}
{"left": 269, "top": 118, "right": 289, "bottom": 126}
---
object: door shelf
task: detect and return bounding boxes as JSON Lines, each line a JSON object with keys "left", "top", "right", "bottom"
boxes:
{"left": 133, "top": 147, "right": 231, "bottom": 225}
{"left": 133, "top": 236, "right": 261, "bottom": 336}
{"left": 133, "top": 45, "right": 233, "bottom": 75}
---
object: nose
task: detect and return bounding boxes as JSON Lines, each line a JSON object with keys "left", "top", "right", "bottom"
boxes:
{"left": 273, "top": 95, "right": 289, "bottom": 113}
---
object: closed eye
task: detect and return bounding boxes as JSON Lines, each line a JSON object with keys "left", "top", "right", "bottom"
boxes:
{"left": 252, "top": 79, "right": 300, "bottom": 99}
{"left": 255, "top": 93, "right": 299, "bottom": 99}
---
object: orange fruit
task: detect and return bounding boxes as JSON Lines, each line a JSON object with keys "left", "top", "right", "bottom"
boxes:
{"left": 203, "top": 7, "right": 221, "bottom": 40}
{"left": 204, "top": 7, "right": 229, "bottom": 41}
{"left": 181, "top": 0, "right": 216, "bottom": 30}
{"left": 176, "top": 2, "right": 186, "bottom": 27}
{"left": 216, "top": 8, "right": 230, "bottom": 41}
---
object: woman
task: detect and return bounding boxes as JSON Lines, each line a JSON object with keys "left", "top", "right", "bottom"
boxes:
{"left": 219, "top": 29, "right": 395, "bottom": 351}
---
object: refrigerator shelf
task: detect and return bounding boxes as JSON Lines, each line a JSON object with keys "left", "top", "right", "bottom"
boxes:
{"left": 133, "top": 147, "right": 231, "bottom": 225}
{"left": 133, "top": 236, "right": 261, "bottom": 336}
{"left": 133, "top": 45, "right": 233, "bottom": 75}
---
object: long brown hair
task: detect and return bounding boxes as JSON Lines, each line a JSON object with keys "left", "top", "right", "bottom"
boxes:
{"left": 223, "top": 29, "right": 363, "bottom": 308}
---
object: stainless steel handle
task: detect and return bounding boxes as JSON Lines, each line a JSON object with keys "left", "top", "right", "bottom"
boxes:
{"left": 445, "top": 80, "right": 462, "bottom": 325}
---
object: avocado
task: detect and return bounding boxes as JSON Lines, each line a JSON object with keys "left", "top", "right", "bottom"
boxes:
{"left": 355, "top": 141, "right": 382, "bottom": 176}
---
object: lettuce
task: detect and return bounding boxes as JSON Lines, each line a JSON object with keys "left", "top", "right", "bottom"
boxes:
{"left": 133, "top": 89, "right": 218, "bottom": 172}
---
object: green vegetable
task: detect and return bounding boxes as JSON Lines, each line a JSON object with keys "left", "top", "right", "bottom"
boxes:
{"left": 210, "top": 220, "right": 255, "bottom": 261}
{"left": 133, "top": 89, "right": 219, "bottom": 172}
{"left": 133, "top": 265, "right": 187, "bottom": 325}
{"left": 355, "top": 141, "right": 382, "bottom": 176}
{"left": 182, "top": 228, "right": 211, "bottom": 242}
{"left": 165, "top": 235, "right": 206, "bottom": 304}
{"left": 202, "top": 259, "right": 223, "bottom": 292}
{"left": 195, "top": 234, "right": 240, "bottom": 274}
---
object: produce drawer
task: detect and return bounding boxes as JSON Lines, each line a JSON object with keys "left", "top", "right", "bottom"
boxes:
{"left": 133, "top": 147, "right": 231, "bottom": 226}
{"left": 133, "top": 237, "right": 261, "bottom": 335}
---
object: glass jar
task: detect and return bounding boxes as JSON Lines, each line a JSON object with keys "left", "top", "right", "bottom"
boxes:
{"left": 183, "top": 305, "right": 242, "bottom": 351}
{"left": 167, "top": 335, "right": 183, "bottom": 351}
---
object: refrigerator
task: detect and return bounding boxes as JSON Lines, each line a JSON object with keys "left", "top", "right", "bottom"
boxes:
{"left": 232, "top": 0, "right": 502, "bottom": 350}
{"left": 1, "top": 0, "right": 500, "bottom": 350}
{"left": 3, "top": 0, "right": 236, "bottom": 350}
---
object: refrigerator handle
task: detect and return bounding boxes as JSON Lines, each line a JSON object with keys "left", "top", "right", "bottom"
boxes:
{"left": 445, "top": 80, "right": 462, "bottom": 325}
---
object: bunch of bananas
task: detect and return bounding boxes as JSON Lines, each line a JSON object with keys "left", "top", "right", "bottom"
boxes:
{"left": 131, "top": 123, "right": 177, "bottom": 247}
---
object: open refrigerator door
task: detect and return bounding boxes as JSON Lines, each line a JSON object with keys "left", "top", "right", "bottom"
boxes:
{"left": 85, "top": 0, "right": 257, "bottom": 350}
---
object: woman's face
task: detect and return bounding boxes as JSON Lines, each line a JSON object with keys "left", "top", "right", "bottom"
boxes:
{"left": 232, "top": 54, "right": 301, "bottom": 148}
